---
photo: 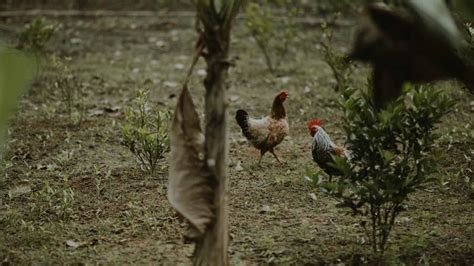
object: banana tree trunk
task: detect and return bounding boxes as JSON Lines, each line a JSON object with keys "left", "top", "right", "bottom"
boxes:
{"left": 192, "top": 16, "right": 232, "bottom": 266}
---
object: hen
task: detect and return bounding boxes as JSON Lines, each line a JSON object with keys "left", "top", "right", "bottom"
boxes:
{"left": 235, "top": 91, "right": 289, "bottom": 164}
{"left": 308, "top": 119, "right": 352, "bottom": 180}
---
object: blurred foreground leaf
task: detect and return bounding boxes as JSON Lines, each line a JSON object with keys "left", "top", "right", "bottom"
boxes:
{"left": 409, "top": 0, "right": 462, "bottom": 48}
{"left": 0, "top": 48, "right": 35, "bottom": 155}
{"left": 452, "top": 0, "right": 474, "bottom": 21}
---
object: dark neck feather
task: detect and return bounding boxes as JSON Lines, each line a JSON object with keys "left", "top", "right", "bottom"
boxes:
{"left": 271, "top": 95, "right": 286, "bottom": 119}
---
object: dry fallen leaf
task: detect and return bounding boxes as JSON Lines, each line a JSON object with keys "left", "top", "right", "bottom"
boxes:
{"left": 167, "top": 86, "right": 214, "bottom": 238}
{"left": 88, "top": 108, "right": 104, "bottom": 117}
{"left": 156, "top": 40, "right": 166, "bottom": 48}
{"left": 164, "top": 81, "right": 178, "bottom": 88}
{"left": 174, "top": 63, "right": 185, "bottom": 70}
{"left": 197, "top": 69, "right": 207, "bottom": 76}
{"left": 235, "top": 161, "right": 243, "bottom": 172}
{"left": 261, "top": 205, "right": 271, "bottom": 213}
{"left": 66, "top": 240, "right": 84, "bottom": 249}
{"left": 280, "top": 76, "right": 290, "bottom": 84}
{"left": 229, "top": 95, "right": 240, "bottom": 102}
{"left": 237, "top": 138, "right": 247, "bottom": 145}
{"left": 8, "top": 184, "right": 31, "bottom": 198}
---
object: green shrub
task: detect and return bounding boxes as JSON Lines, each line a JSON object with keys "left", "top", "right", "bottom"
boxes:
{"left": 244, "top": 0, "right": 298, "bottom": 74}
{"left": 17, "top": 17, "right": 57, "bottom": 53}
{"left": 319, "top": 18, "right": 353, "bottom": 92}
{"left": 308, "top": 81, "right": 455, "bottom": 253}
{"left": 122, "top": 89, "right": 171, "bottom": 174}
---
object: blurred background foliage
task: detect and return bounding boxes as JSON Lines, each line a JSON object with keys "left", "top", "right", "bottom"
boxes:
{"left": 0, "top": 0, "right": 193, "bottom": 11}
{"left": 2, "top": 0, "right": 472, "bottom": 22}
{"left": 0, "top": 0, "right": 363, "bottom": 13}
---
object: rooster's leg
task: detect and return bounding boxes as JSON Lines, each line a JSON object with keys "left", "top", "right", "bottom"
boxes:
{"left": 270, "top": 150, "right": 285, "bottom": 164}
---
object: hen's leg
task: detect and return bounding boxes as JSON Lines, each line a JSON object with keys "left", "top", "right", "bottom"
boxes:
{"left": 258, "top": 150, "right": 266, "bottom": 165}
{"left": 270, "top": 149, "right": 285, "bottom": 164}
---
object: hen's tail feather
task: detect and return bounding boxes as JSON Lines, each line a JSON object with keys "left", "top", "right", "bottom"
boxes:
{"left": 235, "top": 109, "right": 251, "bottom": 139}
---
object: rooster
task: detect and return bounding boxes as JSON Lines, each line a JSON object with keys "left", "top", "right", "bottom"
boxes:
{"left": 235, "top": 91, "right": 289, "bottom": 164}
{"left": 308, "top": 119, "right": 352, "bottom": 181}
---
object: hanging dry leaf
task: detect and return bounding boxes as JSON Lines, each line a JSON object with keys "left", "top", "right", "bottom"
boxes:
{"left": 168, "top": 86, "right": 215, "bottom": 238}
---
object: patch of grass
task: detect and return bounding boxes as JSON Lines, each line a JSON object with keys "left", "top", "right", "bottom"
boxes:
{"left": 437, "top": 125, "right": 474, "bottom": 197}
{"left": 28, "top": 181, "right": 76, "bottom": 221}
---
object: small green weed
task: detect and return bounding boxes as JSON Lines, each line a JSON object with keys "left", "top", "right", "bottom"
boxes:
{"left": 93, "top": 165, "right": 112, "bottom": 197}
{"left": 50, "top": 55, "right": 85, "bottom": 125}
{"left": 122, "top": 89, "right": 171, "bottom": 174}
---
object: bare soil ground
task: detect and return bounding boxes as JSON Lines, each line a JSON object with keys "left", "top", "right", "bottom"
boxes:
{"left": 0, "top": 13, "right": 473, "bottom": 264}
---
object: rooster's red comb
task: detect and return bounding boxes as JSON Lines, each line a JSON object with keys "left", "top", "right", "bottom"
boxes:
{"left": 307, "top": 119, "right": 323, "bottom": 129}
